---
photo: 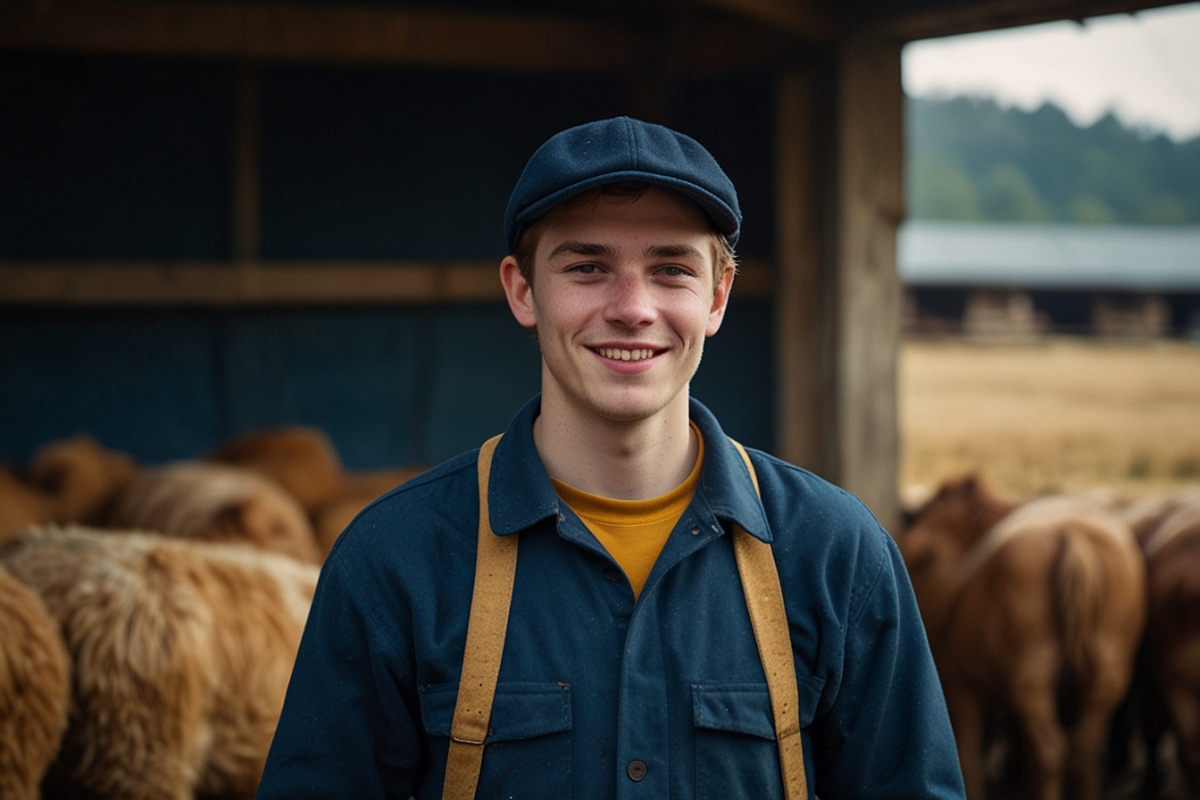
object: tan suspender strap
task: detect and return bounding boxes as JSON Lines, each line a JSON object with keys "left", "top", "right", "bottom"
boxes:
{"left": 443, "top": 434, "right": 517, "bottom": 800}
{"left": 730, "top": 439, "right": 810, "bottom": 800}
{"left": 444, "top": 435, "right": 807, "bottom": 800}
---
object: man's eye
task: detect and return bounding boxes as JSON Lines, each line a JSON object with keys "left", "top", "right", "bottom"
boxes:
{"left": 659, "top": 265, "right": 692, "bottom": 277}
{"left": 568, "top": 263, "right": 599, "bottom": 274}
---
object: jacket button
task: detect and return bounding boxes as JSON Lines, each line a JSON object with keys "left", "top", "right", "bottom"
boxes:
{"left": 627, "top": 760, "right": 647, "bottom": 781}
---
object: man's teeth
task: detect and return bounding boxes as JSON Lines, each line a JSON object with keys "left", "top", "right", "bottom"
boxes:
{"left": 599, "top": 348, "right": 654, "bottom": 361}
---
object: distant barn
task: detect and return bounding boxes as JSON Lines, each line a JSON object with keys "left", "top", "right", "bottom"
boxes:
{"left": 900, "top": 222, "right": 1200, "bottom": 339}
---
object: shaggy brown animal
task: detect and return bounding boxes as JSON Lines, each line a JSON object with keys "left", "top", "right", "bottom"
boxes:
{"left": 0, "top": 466, "right": 58, "bottom": 544}
{"left": 25, "top": 435, "right": 138, "bottom": 525}
{"left": 0, "top": 561, "right": 71, "bottom": 800}
{"left": 1, "top": 526, "right": 319, "bottom": 800}
{"left": 901, "top": 475, "right": 1147, "bottom": 800}
{"left": 312, "top": 466, "right": 425, "bottom": 555}
{"left": 206, "top": 426, "right": 425, "bottom": 555}
{"left": 106, "top": 461, "right": 322, "bottom": 564}
{"left": 206, "top": 426, "right": 345, "bottom": 513}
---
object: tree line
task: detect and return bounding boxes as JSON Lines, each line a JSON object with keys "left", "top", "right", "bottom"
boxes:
{"left": 906, "top": 95, "right": 1200, "bottom": 224}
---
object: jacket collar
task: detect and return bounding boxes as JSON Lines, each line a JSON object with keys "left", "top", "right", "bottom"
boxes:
{"left": 486, "top": 394, "right": 772, "bottom": 543}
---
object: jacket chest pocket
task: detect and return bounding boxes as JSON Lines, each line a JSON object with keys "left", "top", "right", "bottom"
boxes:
{"left": 691, "top": 680, "right": 819, "bottom": 800}
{"left": 419, "top": 681, "right": 572, "bottom": 799}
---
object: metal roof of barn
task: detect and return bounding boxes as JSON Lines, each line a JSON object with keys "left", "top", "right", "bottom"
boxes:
{"left": 898, "top": 221, "right": 1200, "bottom": 291}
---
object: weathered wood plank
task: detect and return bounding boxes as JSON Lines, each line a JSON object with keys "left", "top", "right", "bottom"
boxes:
{"left": 0, "top": 260, "right": 773, "bottom": 306}
{"left": 0, "top": 1, "right": 647, "bottom": 73}
{"left": 688, "top": 0, "right": 838, "bottom": 40}
{"left": 233, "top": 62, "right": 259, "bottom": 261}
{"left": 834, "top": 34, "right": 904, "bottom": 532}
{"left": 773, "top": 69, "right": 829, "bottom": 473}
{"left": 881, "top": 0, "right": 1176, "bottom": 40}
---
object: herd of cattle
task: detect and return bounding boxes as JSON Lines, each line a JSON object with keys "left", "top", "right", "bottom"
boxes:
{"left": 1, "top": 428, "right": 1198, "bottom": 800}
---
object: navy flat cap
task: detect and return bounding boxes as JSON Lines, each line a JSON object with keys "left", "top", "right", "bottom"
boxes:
{"left": 504, "top": 116, "right": 741, "bottom": 254}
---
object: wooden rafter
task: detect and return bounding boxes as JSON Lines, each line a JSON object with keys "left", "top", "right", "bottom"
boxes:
{"left": 686, "top": 0, "right": 839, "bottom": 40}
{"left": 0, "top": 1, "right": 648, "bottom": 73}
{"left": 881, "top": 0, "right": 1180, "bottom": 41}
{"left": 0, "top": 260, "right": 772, "bottom": 306}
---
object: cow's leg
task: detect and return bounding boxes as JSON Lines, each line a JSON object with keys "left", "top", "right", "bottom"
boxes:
{"left": 942, "top": 679, "right": 988, "bottom": 800}
{"left": 1165, "top": 683, "right": 1200, "bottom": 793}
{"left": 1065, "top": 704, "right": 1113, "bottom": 800}
{"left": 1010, "top": 668, "right": 1066, "bottom": 800}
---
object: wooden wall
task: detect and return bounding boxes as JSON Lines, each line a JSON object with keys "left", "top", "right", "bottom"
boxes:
{"left": 0, "top": 51, "right": 776, "bottom": 471}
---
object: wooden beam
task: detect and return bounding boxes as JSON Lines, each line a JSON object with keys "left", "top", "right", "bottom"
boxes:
{"left": 0, "top": 259, "right": 773, "bottom": 306}
{"left": 688, "top": 0, "right": 838, "bottom": 40}
{"left": 773, "top": 69, "right": 829, "bottom": 473}
{"left": 0, "top": 1, "right": 647, "bottom": 73}
{"left": 833, "top": 33, "right": 904, "bottom": 532}
{"left": 881, "top": 0, "right": 1179, "bottom": 41}
{"left": 232, "top": 62, "right": 259, "bottom": 261}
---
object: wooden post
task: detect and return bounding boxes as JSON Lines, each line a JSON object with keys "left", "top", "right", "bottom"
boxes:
{"left": 833, "top": 34, "right": 904, "bottom": 533}
{"left": 774, "top": 69, "right": 830, "bottom": 475}
{"left": 233, "top": 61, "right": 260, "bottom": 262}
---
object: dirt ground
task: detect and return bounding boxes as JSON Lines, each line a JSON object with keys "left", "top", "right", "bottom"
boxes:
{"left": 900, "top": 336, "right": 1200, "bottom": 503}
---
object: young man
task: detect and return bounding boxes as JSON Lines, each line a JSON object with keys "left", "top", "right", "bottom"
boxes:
{"left": 257, "top": 117, "right": 965, "bottom": 799}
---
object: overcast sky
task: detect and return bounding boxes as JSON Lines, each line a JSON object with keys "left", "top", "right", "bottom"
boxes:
{"left": 902, "top": 2, "right": 1200, "bottom": 142}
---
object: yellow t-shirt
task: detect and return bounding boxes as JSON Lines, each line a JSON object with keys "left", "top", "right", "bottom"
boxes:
{"left": 551, "top": 425, "right": 704, "bottom": 599}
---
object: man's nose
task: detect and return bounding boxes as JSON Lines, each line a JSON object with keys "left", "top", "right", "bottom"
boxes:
{"left": 604, "top": 273, "right": 657, "bottom": 326}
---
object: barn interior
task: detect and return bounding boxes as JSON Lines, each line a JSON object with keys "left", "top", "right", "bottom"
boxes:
{"left": 0, "top": 0, "right": 1181, "bottom": 531}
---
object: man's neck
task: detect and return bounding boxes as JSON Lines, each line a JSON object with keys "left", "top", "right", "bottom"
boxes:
{"left": 533, "top": 392, "right": 698, "bottom": 501}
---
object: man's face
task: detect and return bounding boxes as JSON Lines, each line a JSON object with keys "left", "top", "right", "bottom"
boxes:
{"left": 501, "top": 186, "right": 734, "bottom": 426}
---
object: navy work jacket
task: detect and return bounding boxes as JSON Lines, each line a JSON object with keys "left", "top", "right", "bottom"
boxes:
{"left": 257, "top": 396, "right": 965, "bottom": 799}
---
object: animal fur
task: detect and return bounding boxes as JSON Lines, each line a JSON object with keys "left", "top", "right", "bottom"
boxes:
{"left": 25, "top": 435, "right": 138, "bottom": 526}
{"left": 0, "top": 466, "right": 58, "bottom": 545}
{"left": 312, "top": 466, "right": 424, "bottom": 555}
{"left": 1138, "top": 495, "right": 1200, "bottom": 795}
{"left": 1, "top": 526, "right": 318, "bottom": 800}
{"left": 106, "top": 461, "right": 322, "bottom": 564}
{"left": 901, "top": 475, "right": 1146, "bottom": 800}
{"left": 206, "top": 426, "right": 345, "bottom": 513}
{"left": 0, "top": 561, "right": 71, "bottom": 800}
{"left": 207, "top": 426, "right": 424, "bottom": 556}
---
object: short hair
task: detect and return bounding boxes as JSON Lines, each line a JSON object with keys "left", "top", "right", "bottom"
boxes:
{"left": 512, "top": 182, "right": 737, "bottom": 291}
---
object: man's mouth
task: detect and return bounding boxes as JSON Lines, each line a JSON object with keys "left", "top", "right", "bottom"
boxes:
{"left": 595, "top": 347, "right": 656, "bottom": 362}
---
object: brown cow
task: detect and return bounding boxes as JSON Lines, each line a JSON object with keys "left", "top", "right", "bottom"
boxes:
{"left": 0, "top": 560, "right": 71, "bottom": 800}
{"left": 2, "top": 526, "right": 318, "bottom": 800}
{"left": 901, "top": 475, "right": 1147, "bottom": 800}
{"left": 106, "top": 461, "right": 322, "bottom": 564}
{"left": 1135, "top": 493, "right": 1200, "bottom": 795}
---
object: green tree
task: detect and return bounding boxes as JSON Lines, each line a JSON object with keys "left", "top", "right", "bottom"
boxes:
{"left": 905, "top": 95, "right": 1200, "bottom": 224}
{"left": 978, "top": 163, "right": 1049, "bottom": 221}
{"left": 908, "top": 155, "right": 981, "bottom": 220}
{"left": 1068, "top": 196, "right": 1117, "bottom": 224}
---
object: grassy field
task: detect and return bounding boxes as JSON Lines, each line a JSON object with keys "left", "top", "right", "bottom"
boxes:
{"left": 899, "top": 336, "right": 1200, "bottom": 502}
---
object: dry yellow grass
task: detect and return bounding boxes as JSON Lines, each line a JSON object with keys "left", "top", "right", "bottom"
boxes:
{"left": 900, "top": 337, "right": 1200, "bottom": 500}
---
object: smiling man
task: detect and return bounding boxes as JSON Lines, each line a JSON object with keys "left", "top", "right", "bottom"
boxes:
{"left": 257, "top": 117, "right": 965, "bottom": 799}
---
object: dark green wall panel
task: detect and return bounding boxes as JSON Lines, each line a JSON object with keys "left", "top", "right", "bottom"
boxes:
{"left": 0, "top": 55, "right": 234, "bottom": 259}
{"left": 259, "top": 67, "right": 628, "bottom": 260}
{"left": 0, "top": 311, "right": 223, "bottom": 463}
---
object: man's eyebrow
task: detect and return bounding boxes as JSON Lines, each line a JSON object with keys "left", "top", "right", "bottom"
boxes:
{"left": 546, "top": 241, "right": 617, "bottom": 260}
{"left": 645, "top": 243, "right": 705, "bottom": 260}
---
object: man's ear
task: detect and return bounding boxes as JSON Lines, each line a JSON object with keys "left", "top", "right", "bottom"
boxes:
{"left": 500, "top": 255, "right": 537, "bottom": 329}
{"left": 705, "top": 265, "right": 735, "bottom": 337}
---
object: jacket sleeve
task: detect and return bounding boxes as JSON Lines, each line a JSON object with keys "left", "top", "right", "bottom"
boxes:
{"left": 816, "top": 529, "right": 966, "bottom": 799}
{"left": 256, "top": 548, "right": 423, "bottom": 799}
